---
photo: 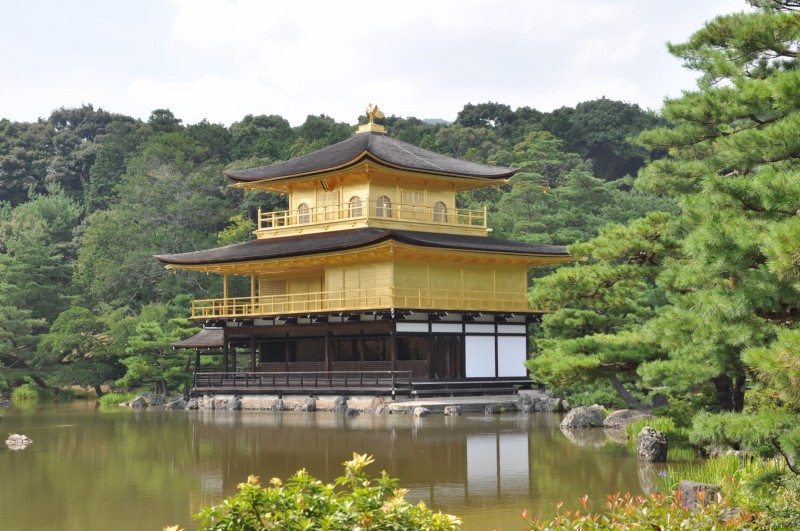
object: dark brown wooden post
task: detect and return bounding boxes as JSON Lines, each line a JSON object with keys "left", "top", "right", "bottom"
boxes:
{"left": 324, "top": 330, "right": 332, "bottom": 372}
{"left": 250, "top": 332, "right": 256, "bottom": 372}
{"left": 390, "top": 328, "right": 397, "bottom": 372}
{"left": 223, "top": 336, "right": 229, "bottom": 373}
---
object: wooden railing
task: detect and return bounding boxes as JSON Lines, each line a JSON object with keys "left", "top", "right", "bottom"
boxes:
{"left": 258, "top": 198, "right": 487, "bottom": 232}
{"left": 190, "top": 287, "right": 554, "bottom": 319}
{"left": 193, "top": 370, "right": 413, "bottom": 396}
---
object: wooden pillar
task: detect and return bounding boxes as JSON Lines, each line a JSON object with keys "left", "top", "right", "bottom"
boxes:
{"left": 250, "top": 273, "right": 256, "bottom": 312}
{"left": 250, "top": 332, "right": 256, "bottom": 372}
{"left": 324, "top": 330, "right": 332, "bottom": 372}
{"left": 223, "top": 336, "right": 229, "bottom": 373}
{"left": 390, "top": 328, "right": 397, "bottom": 372}
{"left": 427, "top": 333, "right": 434, "bottom": 380}
{"left": 223, "top": 273, "right": 229, "bottom": 300}
{"left": 195, "top": 349, "right": 201, "bottom": 373}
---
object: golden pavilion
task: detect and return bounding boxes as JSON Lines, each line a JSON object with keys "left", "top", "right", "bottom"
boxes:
{"left": 157, "top": 108, "right": 570, "bottom": 397}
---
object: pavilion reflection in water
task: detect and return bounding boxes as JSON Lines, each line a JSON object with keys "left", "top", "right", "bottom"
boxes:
{"left": 189, "top": 411, "right": 643, "bottom": 517}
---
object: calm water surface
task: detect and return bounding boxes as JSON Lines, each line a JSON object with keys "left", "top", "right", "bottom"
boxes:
{"left": 0, "top": 400, "right": 649, "bottom": 530}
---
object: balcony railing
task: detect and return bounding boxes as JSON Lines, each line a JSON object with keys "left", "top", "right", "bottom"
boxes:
{"left": 258, "top": 198, "right": 487, "bottom": 233}
{"left": 190, "top": 287, "right": 556, "bottom": 319}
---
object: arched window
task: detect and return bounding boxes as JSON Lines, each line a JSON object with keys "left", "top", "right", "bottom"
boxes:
{"left": 376, "top": 195, "right": 392, "bottom": 218}
{"left": 297, "top": 202, "right": 310, "bottom": 224}
{"left": 349, "top": 195, "right": 363, "bottom": 217}
{"left": 433, "top": 201, "right": 448, "bottom": 223}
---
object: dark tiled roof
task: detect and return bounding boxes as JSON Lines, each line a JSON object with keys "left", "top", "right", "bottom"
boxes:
{"left": 172, "top": 328, "right": 224, "bottom": 349}
{"left": 225, "top": 132, "right": 517, "bottom": 181}
{"left": 154, "top": 228, "right": 568, "bottom": 266}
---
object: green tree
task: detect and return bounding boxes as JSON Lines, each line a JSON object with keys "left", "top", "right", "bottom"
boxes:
{"left": 527, "top": 213, "right": 676, "bottom": 407}
{"left": 116, "top": 304, "right": 198, "bottom": 395}
{"left": 0, "top": 304, "right": 48, "bottom": 390}
{"left": 230, "top": 114, "right": 295, "bottom": 162}
{"left": 74, "top": 132, "right": 234, "bottom": 307}
{"left": 36, "top": 306, "right": 127, "bottom": 396}
{"left": 634, "top": 0, "right": 800, "bottom": 414}
{"left": 0, "top": 187, "right": 82, "bottom": 323}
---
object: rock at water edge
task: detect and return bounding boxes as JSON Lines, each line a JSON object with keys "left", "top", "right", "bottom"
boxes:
{"left": 637, "top": 426, "right": 668, "bottom": 462}
{"left": 560, "top": 405, "right": 606, "bottom": 428}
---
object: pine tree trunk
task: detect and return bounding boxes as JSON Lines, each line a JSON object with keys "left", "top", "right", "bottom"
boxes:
{"left": 608, "top": 374, "right": 642, "bottom": 409}
{"left": 711, "top": 374, "right": 746, "bottom": 412}
{"left": 94, "top": 385, "right": 104, "bottom": 398}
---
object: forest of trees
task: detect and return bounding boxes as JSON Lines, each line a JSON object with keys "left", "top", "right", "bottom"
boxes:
{"left": 2, "top": 0, "right": 800, "bottom": 475}
{"left": 0, "top": 95, "right": 668, "bottom": 397}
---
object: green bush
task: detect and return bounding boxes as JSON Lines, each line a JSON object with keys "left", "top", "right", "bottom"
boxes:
{"left": 98, "top": 392, "right": 136, "bottom": 408}
{"left": 11, "top": 383, "right": 54, "bottom": 400}
{"left": 189, "top": 453, "right": 461, "bottom": 530}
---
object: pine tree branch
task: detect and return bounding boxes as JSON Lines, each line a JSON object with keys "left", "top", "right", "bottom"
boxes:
{"left": 771, "top": 438, "right": 800, "bottom": 475}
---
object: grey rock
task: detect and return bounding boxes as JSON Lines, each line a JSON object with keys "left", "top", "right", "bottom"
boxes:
{"left": 678, "top": 480, "right": 721, "bottom": 510}
{"left": 637, "top": 426, "right": 668, "bottom": 462}
{"left": 443, "top": 405, "right": 462, "bottom": 416}
{"left": 520, "top": 403, "right": 535, "bottom": 413}
{"left": 130, "top": 396, "right": 148, "bottom": 409}
{"left": 603, "top": 409, "right": 654, "bottom": 429}
{"left": 345, "top": 407, "right": 360, "bottom": 416}
{"left": 518, "top": 394, "right": 533, "bottom": 406}
{"left": 560, "top": 405, "right": 606, "bottom": 429}
{"left": 199, "top": 395, "right": 216, "bottom": 410}
{"left": 296, "top": 397, "right": 316, "bottom": 412}
{"left": 225, "top": 397, "right": 242, "bottom": 410}
{"left": 5, "top": 434, "right": 33, "bottom": 450}
{"left": 269, "top": 399, "right": 284, "bottom": 412}
{"left": 145, "top": 393, "right": 165, "bottom": 406}
{"left": 363, "top": 396, "right": 384, "bottom": 413}
{"left": 186, "top": 398, "right": 199, "bottom": 410}
{"left": 485, "top": 404, "right": 507, "bottom": 415}
{"left": 0, "top": 399, "right": 12, "bottom": 407}
{"left": 166, "top": 399, "right": 187, "bottom": 410}
{"left": 540, "top": 397, "right": 564, "bottom": 412}
{"left": 413, "top": 407, "right": 431, "bottom": 417}
{"left": 332, "top": 396, "right": 348, "bottom": 412}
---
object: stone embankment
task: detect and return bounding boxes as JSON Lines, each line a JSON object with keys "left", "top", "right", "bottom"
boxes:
{"left": 120, "top": 389, "right": 566, "bottom": 415}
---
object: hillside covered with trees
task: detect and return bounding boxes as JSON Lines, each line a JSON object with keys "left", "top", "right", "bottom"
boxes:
{"left": 0, "top": 95, "right": 668, "bottom": 396}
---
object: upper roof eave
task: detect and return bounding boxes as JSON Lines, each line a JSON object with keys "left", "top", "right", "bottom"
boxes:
{"left": 224, "top": 132, "right": 518, "bottom": 183}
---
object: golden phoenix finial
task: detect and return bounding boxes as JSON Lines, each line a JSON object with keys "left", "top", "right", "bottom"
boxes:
{"left": 366, "top": 103, "right": 385, "bottom": 124}
{"left": 357, "top": 103, "right": 387, "bottom": 134}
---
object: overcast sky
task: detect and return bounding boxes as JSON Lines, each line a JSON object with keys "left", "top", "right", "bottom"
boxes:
{"left": 2, "top": 0, "right": 746, "bottom": 127}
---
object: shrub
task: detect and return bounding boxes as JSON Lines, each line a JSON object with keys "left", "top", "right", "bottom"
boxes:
{"left": 11, "top": 383, "right": 54, "bottom": 400}
{"left": 189, "top": 453, "right": 461, "bottom": 530}
{"left": 523, "top": 491, "right": 762, "bottom": 530}
{"left": 98, "top": 392, "right": 136, "bottom": 408}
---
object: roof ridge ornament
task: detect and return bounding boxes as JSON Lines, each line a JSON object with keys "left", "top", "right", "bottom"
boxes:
{"left": 356, "top": 103, "right": 387, "bottom": 134}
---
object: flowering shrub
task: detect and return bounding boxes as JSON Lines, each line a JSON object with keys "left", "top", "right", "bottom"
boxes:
{"left": 522, "top": 491, "right": 763, "bottom": 530}
{"left": 189, "top": 453, "right": 461, "bottom": 530}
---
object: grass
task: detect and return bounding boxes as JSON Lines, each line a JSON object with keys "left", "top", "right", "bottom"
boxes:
{"left": 11, "top": 384, "right": 55, "bottom": 400}
{"left": 98, "top": 392, "right": 136, "bottom": 408}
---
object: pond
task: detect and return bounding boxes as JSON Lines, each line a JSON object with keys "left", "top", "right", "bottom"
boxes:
{"left": 0, "top": 400, "right": 649, "bottom": 530}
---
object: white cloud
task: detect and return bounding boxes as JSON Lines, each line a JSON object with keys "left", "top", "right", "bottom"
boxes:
{"left": 0, "top": 0, "right": 748, "bottom": 125}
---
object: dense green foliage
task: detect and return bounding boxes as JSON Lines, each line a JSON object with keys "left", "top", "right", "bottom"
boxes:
{"left": 192, "top": 453, "right": 461, "bottom": 530}
{"left": 0, "top": 91, "right": 663, "bottom": 396}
